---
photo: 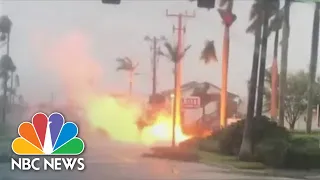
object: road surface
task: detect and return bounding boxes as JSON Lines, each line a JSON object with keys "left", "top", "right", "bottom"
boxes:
{"left": 0, "top": 133, "right": 308, "bottom": 180}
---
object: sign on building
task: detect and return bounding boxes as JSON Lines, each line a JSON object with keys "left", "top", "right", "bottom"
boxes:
{"left": 182, "top": 96, "right": 201, "bottom": 109}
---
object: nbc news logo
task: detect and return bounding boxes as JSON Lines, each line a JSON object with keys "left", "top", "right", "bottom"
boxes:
{"left": 11, "top": 112, "right": 85, "bottom": 171}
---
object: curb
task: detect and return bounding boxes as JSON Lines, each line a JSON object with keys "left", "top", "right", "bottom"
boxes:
{"left": 203, "top": 162, "right": 320, "bottom": 179}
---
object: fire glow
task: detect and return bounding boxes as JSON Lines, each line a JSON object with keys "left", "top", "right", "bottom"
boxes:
{"left": 35, "top": 31, "right": 190, "bottom": 146}
{"left": 84, "top": 94, "right": 189, "bottom": 145}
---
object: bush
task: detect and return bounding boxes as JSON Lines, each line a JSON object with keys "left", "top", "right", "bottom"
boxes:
{"left": 214, "top": 119, "right": 244, "bottom": 155}
{"left": 212, "top": 116, "right": 290, "bottom": 156}
{"left": 284, "top": 136, "right": 320, "bottom": 169}
{"left": 254, "top": 138, "right": 290, "bottom": 167}
{"left": 198, "top": 138, "right": 219, "bottom": 152}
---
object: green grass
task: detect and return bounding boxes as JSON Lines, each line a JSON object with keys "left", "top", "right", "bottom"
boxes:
{"left": 291, "top": 131, "right": 320, "bottom": 139}
{"left": 197, "top": 150, "right": 266, "bottom": 170}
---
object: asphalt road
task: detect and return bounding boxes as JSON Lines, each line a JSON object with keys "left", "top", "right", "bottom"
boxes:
{"left": 0, "top": 134, "right": 307, "bottom": 180}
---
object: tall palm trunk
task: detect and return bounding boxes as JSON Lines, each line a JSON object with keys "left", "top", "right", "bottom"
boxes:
{"left": 7, "top": 31, "right": 13, "bottom": 105}
{"left": 1, "top": 72, "right": 8, "bottom": 123}
{"left": 2, "top": 32, "right": 10, "bottom": 123}
{"left": 256, "top": 6, "right": 270, "bottom": 117}
{"left": 279, "top": 0, "right": 290, "bottom": 127}
{"left": 239, "top": 19, "right": 262, "bottom": 160}
{"left": 306, "top": 2, "right": 320, "bottom": 133}
{"left": 270, "top": 30, "right": 279, "bottom": 119}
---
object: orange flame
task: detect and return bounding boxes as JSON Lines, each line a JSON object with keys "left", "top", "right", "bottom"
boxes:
{"left": 33, "top": 31, "right": 190, "bottom": 145}
{"left": 84, "top": 94, "right": 189, "bottom": 145}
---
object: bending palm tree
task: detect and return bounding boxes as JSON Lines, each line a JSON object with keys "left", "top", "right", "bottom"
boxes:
{"left": 162, "top": 41, "right": 191, "bottom": 147}
{"left": 255, "top": 0, "right": 279, "bottom": 116}
{"left": 239, "top": 0, "right": 279, "bottom": 160}
{"left": 116, "top": 57, "right": 139, "bottom": 95}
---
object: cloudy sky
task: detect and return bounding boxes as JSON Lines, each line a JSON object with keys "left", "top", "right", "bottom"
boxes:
{"left": 0, "top": 0, "right": 317, "bottom": 104}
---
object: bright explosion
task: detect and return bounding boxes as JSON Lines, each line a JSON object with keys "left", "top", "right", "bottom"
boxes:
{"left": 84, "top": 94, "right": 190, "bottom": 145}
{"left": 34, "top": 31, "right": 190, "bottom": 146}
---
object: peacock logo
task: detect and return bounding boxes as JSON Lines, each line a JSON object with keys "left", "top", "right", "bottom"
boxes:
{"left": 12, "top": 112, "right": 85, "bottom": 155}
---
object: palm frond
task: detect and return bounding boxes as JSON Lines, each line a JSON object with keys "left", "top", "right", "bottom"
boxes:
{"left": 116, "top": 66, "right": 129, "bottom": 71}
{"left": 0, "top": 54, "right": 15, "bottom": 72}
{"left": 179, "top": 44, "right": 191, "bottom": 61}
{"left": 0, "top": 15, "right": 12, "bottom": 34}
{"left": 163, "top": 42, "right": 178, "bottom": 63}
{"left": 163, "top": 42, "right": 175, "bottom": 58}
{"left": 246, "top": 17, "right": 260, "bottom": 34}
{"left": 269, "top": 8, "right": 284, "bottom": 33}
{"left": 248, "top": 0, "right": 280, "bottom": 33}
{"left": 116, "top": 57, "right": 134, "bottom": 71}
{"left": 124, "top": 57, "right": 133, "bottom": 67}
{"left": 200, "top": 40, "right": 218, "bottom": 63}
{"left": 249, "top": 1, "right": 260, "bottom": 21}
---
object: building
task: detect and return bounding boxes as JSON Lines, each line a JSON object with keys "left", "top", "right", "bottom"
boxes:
{"left": 160, "top": 81, "right": 242, "bottom": 128}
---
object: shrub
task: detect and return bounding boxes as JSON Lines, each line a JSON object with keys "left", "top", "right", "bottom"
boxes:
{"left": 214, "top": 119, "right": 244, "bottom": 155}
{"left": 284, "top": 136, "right": 320, "bottom": 169}
{"left": 254, "top": 138, "right": 290, "bottom": 167}
{"left": 211, "top": 116, "right": 290, "bottom": 156}
{"left": 198, "top": 139, "right": 219, "bottom": 152}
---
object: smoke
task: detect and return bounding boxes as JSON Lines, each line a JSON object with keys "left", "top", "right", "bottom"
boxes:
{"left": 38, "top": 31, "right": 103, "bottom": 104}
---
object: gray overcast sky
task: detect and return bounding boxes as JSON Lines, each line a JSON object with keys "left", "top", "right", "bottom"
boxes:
{"left": 0, "top": 0, "right": 317, "bottom": 104}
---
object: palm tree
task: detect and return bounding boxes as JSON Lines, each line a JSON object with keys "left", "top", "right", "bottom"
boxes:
{"left": 162, "top": 41, "right": 191, "bottom": 147}
{"left": 239, "top": 0, "right": 264, "bottom": 161}
{"left": 116, "top": 57, "right": 139, "bottom": 95}
{"left": 255, "top": 0, "right": 279, "bottom": 116}
{"left": 0, "top": 16, "right": 14, "bottom": 106}
{"left": 0, "top": 54, "right": 15, "bottom": 123}
{"left": 239, "top": 0, "right": 279, "bottom": 161}
{"left": 306, "top": 2, "right": 320, "bottom": 133}
{"left": 279, "top": 0, "right": 291, "bottom": 127}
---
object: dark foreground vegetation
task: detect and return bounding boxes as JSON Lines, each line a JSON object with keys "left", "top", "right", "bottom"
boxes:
{"left": 146, "top": 116, "right": 320, "bottom": 170}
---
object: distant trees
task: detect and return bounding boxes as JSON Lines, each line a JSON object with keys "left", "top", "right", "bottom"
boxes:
{"left": 0, "top": 15, "right": 23, "bottom": 124}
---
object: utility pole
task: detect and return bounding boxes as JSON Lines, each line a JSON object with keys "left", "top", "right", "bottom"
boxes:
{"left": 166, "top": 10, "right": 195, "bottom": 147}
{"left": 144, "top": 36, "right": 166, "bottom": 95}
